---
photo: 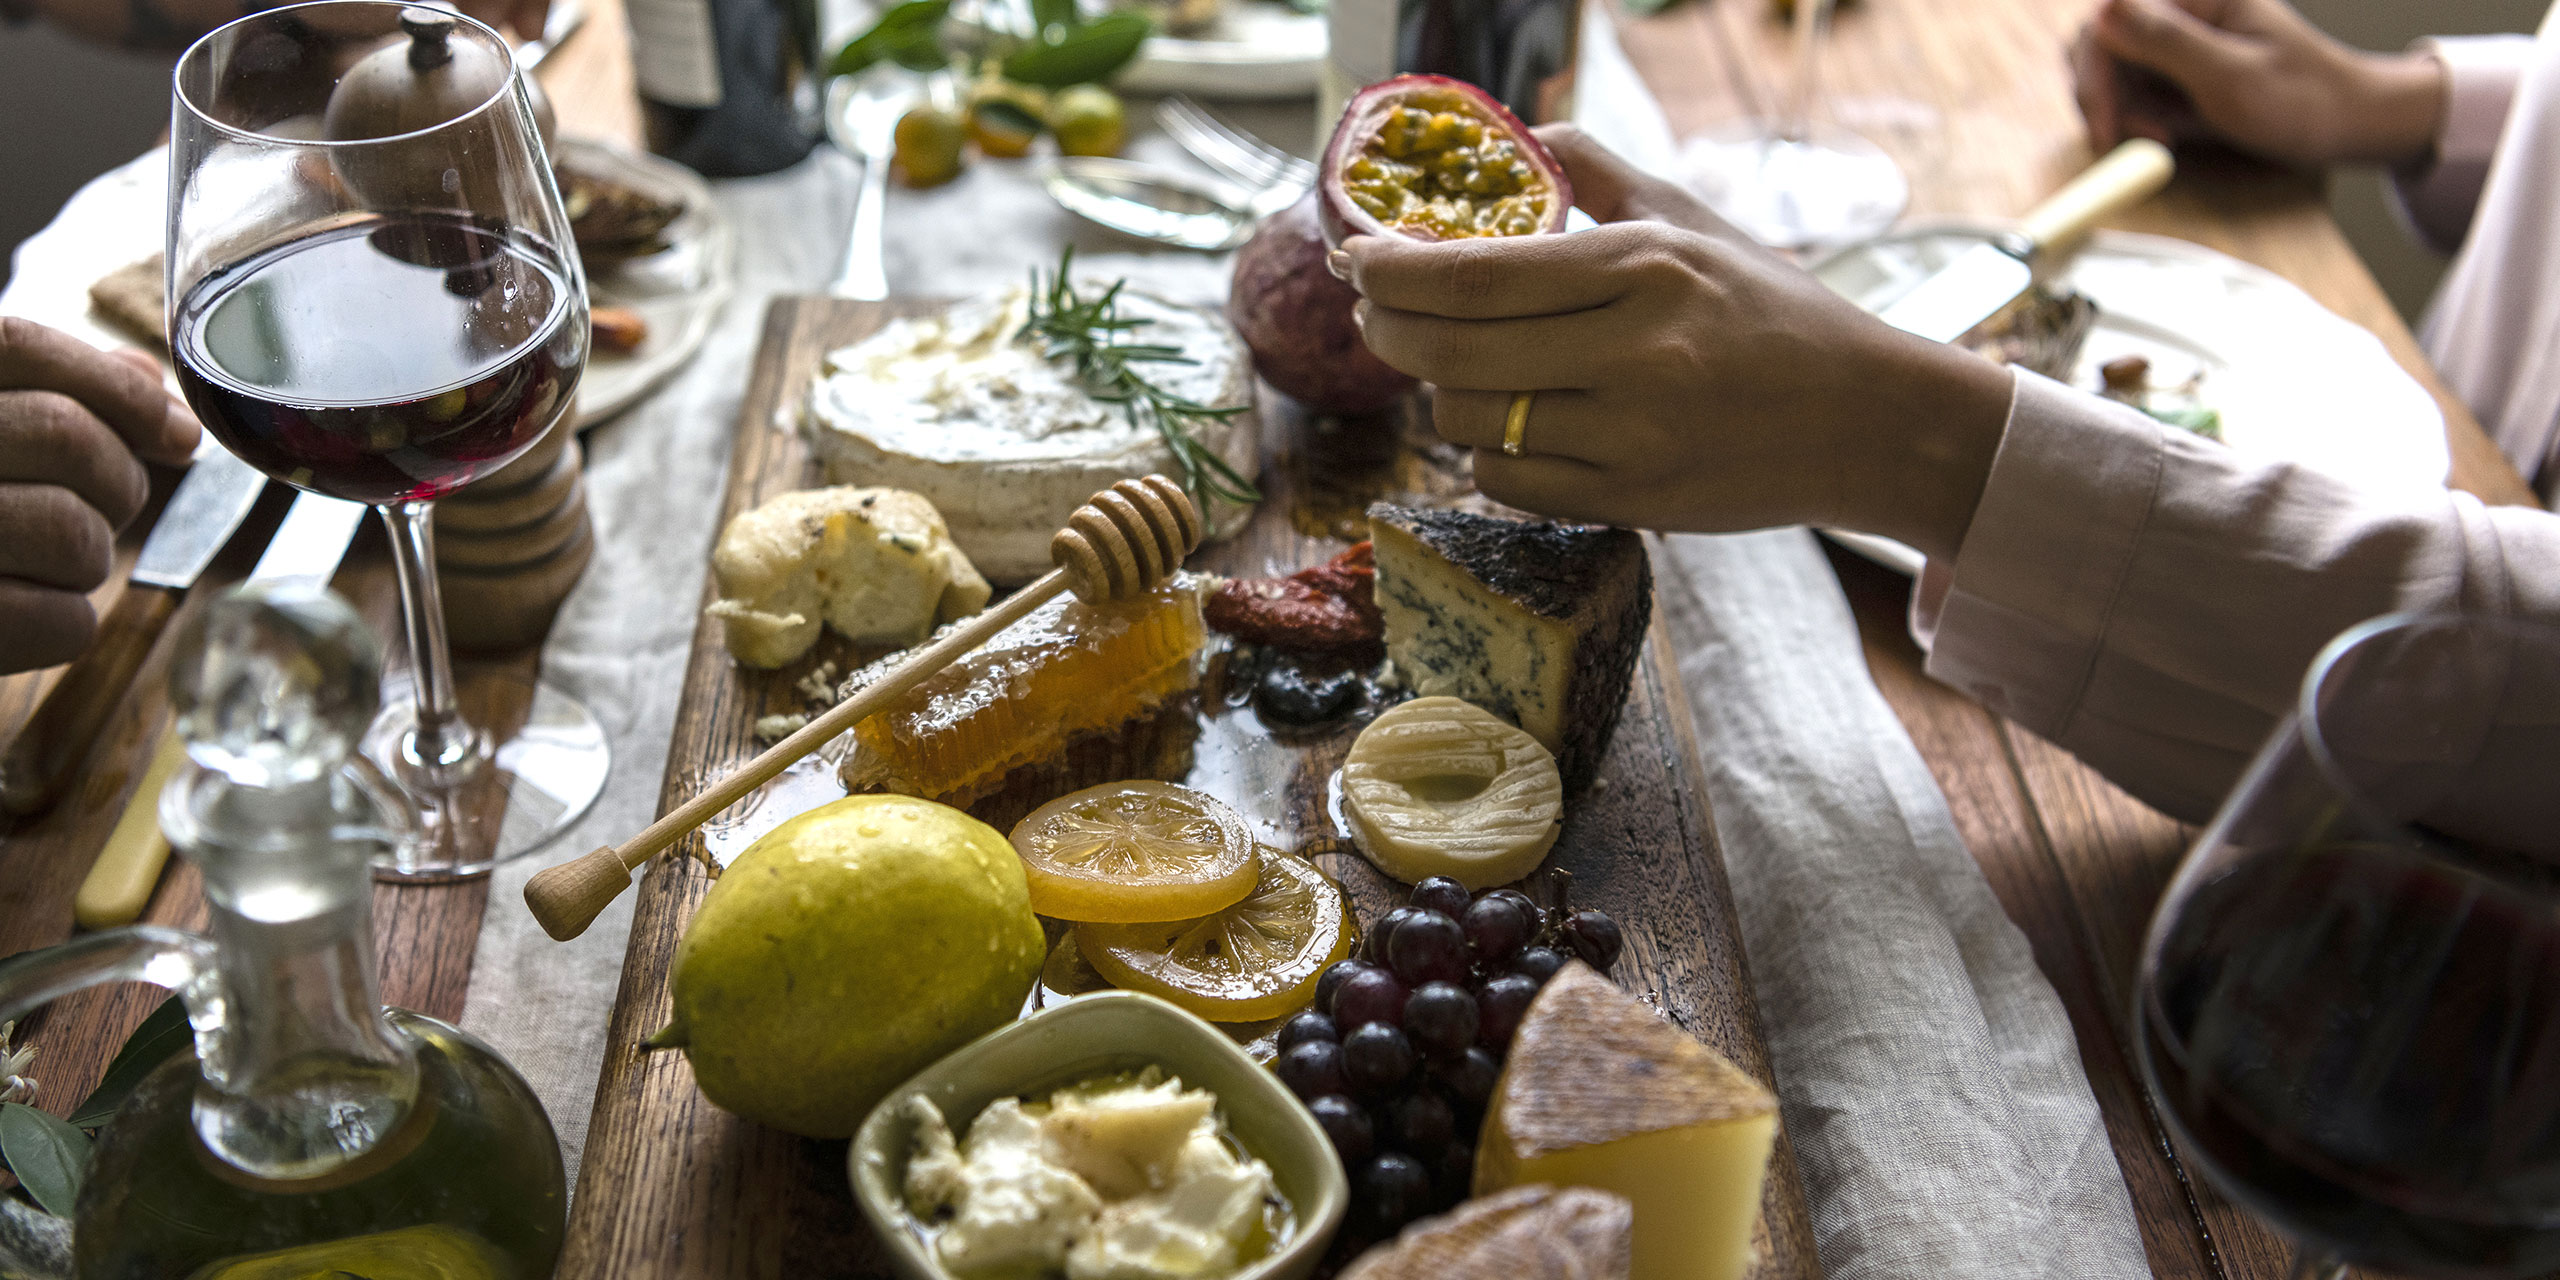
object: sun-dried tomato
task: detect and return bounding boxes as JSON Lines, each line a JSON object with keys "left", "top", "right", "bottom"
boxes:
{"left": 1206, "top": 542, "right": 1382, "bottom": 654}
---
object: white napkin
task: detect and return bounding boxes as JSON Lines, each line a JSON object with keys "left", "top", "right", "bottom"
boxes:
{"left": 1655, "top": 532, "right": 2147, "bottom": 1280}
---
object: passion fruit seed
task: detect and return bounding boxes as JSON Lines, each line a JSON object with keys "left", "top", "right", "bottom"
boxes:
{"left": 1317, "top": 75, "right": 1571, "bottom": 248}
{"left": 1346, "top": 97, "right": 1548, "bottom": 239}
{"left": 893, "top": 104, "right": 966, "bottom": 187}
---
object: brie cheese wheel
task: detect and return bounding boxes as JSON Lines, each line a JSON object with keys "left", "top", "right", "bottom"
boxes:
{"left": 804, "top": 286, "right": 1259, "bottom": 584}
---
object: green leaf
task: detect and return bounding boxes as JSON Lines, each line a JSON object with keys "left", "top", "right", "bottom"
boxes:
{"left": 830, "top": 0, "right": 951, "bottom": 78}
{"left": 0, "top": 1104, "right": 89, "bottom": 1217}
{"left": 1028, "top": 0, "right": 1077, "bottom": 39}
{"left": 975, "top": 97, "right": 1046, "bottom": 139}
{"left": 68, "top": 995, "right": 192, "bottom": 1129}
{"left": 1001, "top": 11, "right": 1150, "bottom": 87}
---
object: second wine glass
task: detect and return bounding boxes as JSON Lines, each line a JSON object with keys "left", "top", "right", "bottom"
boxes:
{"left": 169, "top": 1, "right": 609, "bottom": 878}
{"left": 2136, "top": 613, "right": 2560, "bottom": 1280}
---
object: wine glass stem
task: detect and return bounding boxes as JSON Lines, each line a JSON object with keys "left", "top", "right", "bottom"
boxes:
{"left": 2285, "top": 1249, "right": 2346, "bottom": 1280}
{"left": 1782, "top": 0, "right": 1829, "bottom": 142}
{"left": 379, "top": 500, "right": 470, "bottom": 772}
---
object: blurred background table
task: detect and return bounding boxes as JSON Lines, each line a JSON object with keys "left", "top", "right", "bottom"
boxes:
{"left": 0, "top": 2, "right": 2539, "bottom": 1278}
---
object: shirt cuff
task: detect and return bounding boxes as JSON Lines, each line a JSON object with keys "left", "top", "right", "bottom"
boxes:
{"left": 1913, "top": 370, "right": 2163, "bottom": 738}
{"left": 2390, "top": 34, "right": 2535, "bottom": 252}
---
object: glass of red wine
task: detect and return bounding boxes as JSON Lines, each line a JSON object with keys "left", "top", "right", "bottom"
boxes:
{"left": 2136, "top": 613, "right": 2560, "bottom": 1280}
{"left": 170, "top": 1, "right": 606, "bottom": 878}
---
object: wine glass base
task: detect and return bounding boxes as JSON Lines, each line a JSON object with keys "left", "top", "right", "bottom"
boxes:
{"left": 362, "top": 669, "right": 610, "bottom": 881}
{"left": 1679, "top": 120, "right": 1910, "bottom": 251}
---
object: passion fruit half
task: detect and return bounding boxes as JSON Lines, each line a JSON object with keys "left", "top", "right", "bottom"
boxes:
{"left": 1318, "top": 75, "right": 1573, "bottom": 247}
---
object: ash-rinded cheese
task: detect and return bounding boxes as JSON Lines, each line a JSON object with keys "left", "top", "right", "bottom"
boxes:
{"left": 1475, "top": 963, "right": 1778, "bottom": 1280}
{"left": 1366, "top": 505, "right": 1650, "bottom": 790}
{"left": 803, "top": 286, "right": 1259, "bottom": 584}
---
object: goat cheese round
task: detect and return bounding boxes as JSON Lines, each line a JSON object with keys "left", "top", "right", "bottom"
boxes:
{"left": 803, "top": 286, "right": 1260, "bottom": 584}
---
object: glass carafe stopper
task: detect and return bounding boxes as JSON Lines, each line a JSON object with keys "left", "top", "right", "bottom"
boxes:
{"left": 170, "top": 584, "right": 383, "bottom": 791}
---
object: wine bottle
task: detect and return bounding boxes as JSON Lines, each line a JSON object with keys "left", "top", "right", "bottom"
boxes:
{"left": 1323, "top": 0, "right": 1581, "bottom": 126}
{"left": 626, "top": 0, "right": 822, "bottom": 175}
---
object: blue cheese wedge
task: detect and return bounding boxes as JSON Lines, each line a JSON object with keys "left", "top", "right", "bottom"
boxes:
{"left": 1367, "top": 505, "right": 1651, "bottom": 791}
{"left": 804, "top": 286, "right": 1259, "bottom": 584}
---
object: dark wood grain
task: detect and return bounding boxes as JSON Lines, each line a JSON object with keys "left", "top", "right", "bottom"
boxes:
{"left": 561, "top": 296, "right": 1822, "bottom": 1279}
{"left": 0, "top": 583, "right": 181, "bottom": 816}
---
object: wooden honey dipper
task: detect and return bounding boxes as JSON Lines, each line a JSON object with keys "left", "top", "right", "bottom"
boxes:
{"left": 523, "top": 475, "right": 1203, "bottom": 941}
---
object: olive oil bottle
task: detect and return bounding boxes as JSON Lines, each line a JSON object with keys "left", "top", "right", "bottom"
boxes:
{"left": 0, "top": 586, "right": 565, "bottom": 1280}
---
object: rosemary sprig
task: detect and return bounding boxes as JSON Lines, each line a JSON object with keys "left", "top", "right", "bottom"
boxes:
{"left": 1019, "top": 247, "right": 1262, "bottom": 513}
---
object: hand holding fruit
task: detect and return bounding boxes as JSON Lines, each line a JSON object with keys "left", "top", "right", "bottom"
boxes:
{"left": 1334, "top": 124, "right": 2014, "bottom": 563}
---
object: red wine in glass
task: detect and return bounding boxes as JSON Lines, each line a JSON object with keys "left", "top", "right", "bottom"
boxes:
{"left": 173, "top": 211, "right": 581, "bottom": 506}
{"left": 2139, "top": 838, "right": 2560, "bottom": 1278}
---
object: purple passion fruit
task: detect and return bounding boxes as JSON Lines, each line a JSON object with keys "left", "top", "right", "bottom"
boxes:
{"left": 1228, "top": 193, "right": 1420, "bottom": 415}
{"left": 1317, "top": 75, "right": 1572, "bottom": 247}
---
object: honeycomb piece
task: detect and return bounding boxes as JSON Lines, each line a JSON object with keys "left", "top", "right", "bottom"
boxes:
{"left": 843, "top": 580, "right": 1206, "bottom": 806}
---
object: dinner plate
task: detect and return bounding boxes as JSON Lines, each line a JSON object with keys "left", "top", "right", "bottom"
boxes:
{"left": 1112, "top": 2, "right": 1327, "bottom": 99}
{"left": 1809, "top": 219, "right": 2451, "bottom": 576}
{"left": 0, "top": 136, "right": 733, "bottom": 432}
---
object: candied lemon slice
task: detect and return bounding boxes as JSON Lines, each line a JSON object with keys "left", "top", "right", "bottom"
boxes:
{"left": 1076, "top": 849, "right": 1355, "bottom": 1023}
{"left": 1010, "top": 781, "right": 1258, "bottom": 923}
{"left": 1342, "top": 695, "right": 1562, "bottom": 890}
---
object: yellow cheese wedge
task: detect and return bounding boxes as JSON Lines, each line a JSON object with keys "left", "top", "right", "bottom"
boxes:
{"left": 1341, "top": 1184, "right": 1633, "bottom": 1280}
{"left": 1474, "top": 963, "right": 1779, "bottom": 1280}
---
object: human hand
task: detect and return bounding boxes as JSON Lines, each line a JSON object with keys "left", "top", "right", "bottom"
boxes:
{"left": 0, "top": 320, "right": 202, "bottom": 675}
{"left": 1334, "top": 124, "right": 2013, "bottom": 561}
{"left": 2069, "top": 0, "right": 2445, "bottom": 167}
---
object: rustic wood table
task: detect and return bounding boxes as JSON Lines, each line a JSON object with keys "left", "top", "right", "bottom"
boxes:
{"left": 0, "top": 1, "right": 2539, "bottom": 1278}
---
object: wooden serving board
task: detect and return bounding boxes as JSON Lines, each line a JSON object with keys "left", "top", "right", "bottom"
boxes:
{"left": 561, "top": 296, "right": 1823, "bottom": 1279}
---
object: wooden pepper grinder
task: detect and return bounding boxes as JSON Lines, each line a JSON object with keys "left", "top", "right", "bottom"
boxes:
{"left": 435, "top": 424, "right": 595, "bottom": 653}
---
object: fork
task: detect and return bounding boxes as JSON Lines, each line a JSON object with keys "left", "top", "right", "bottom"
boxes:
{"left": 827, "top": 72, "right": 911, "bottom": 300}
{"left": 1158, "top": 96, "right": 1314, "bottom": 210}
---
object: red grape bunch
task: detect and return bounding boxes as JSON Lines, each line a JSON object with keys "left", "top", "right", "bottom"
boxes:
{"left": 1273, "top": 874, "right": 1624, "bottom": 1245}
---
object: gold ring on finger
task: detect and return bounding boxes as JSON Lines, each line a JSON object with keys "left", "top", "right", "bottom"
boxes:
{"left": 1502, "top": 392, "right": 1535, "bottom": 458}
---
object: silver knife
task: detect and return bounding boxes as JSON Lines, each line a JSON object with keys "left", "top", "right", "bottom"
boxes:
{"left": 0, "top": 442, "right": 269, "bottom": 815}
{"left": 249, "top": 491, "right": 369, "bottom": 587}
{"left": 73, "top": 490, "right": 368, "bottom": 928}
{"left": 1877, "top": 139, "right": 2174, "bottom": 345}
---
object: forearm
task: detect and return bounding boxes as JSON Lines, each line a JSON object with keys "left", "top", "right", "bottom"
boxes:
{"left": 1824, "top": 335, "right": 2015, "bottom": 565}
{"left": 2328, "top": 48, "right": 2448, "bottom": 165}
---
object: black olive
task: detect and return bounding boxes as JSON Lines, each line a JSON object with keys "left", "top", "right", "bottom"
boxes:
{"left": 1256, "top": 664, "right": 1360, "bottom": 724}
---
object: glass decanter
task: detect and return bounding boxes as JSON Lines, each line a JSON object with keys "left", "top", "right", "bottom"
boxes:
{"left": 0, "top": 584, "right": 565, "bottom": 1279}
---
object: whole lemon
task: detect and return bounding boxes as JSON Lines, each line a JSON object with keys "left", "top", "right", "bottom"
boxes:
{"left": 893, "top": 103, "right": 967, "bottom": 187}
{"left": 1048, "top": 84, "right": 1126, "bottom": 158}
{"left": 656, "top": 795, "right": 1043, "bottom": 1138}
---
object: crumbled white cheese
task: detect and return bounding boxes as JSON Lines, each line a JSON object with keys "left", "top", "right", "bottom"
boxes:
{"left": 752, "top": 713, "right": 810, "bottom": 742}
{"left": 901, "top": 1072, "right": 1278, "bottom": 1280}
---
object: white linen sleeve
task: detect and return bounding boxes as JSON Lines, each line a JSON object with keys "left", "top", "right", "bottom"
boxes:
{"left": 2389, "top": 34, "right": 2537, "bottom": 254}
{"left": 1912, "top": 371, "right": 2560, "bottom": 825}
